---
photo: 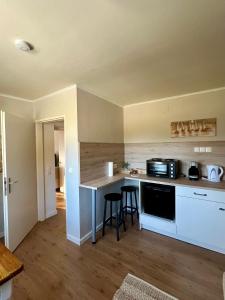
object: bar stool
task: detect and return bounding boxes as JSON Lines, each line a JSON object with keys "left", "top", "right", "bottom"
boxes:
{"left": 121, "top": 185, "right": 139, "bottom": 225}
{"left": 102, "top": 193, "right": 126, "bottom": 241}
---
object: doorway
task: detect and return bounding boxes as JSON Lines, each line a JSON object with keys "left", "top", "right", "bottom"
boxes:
{"left": 54, "top": 121, "right": 66, "bottom": 211}
{"left": 36, "top": 117, "right": 66, "bottom": 223}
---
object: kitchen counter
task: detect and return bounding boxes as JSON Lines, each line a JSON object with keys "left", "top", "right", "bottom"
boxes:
{"left": 80, "top": 173, "right": 225, "bottom": 191}
{"left": 80, "top": 173, "right": 225, "bottom": 247}
{"left": 80, "top": 173, "right": 125, "bottom": 190}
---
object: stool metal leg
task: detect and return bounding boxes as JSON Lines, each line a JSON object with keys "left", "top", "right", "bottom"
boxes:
{"left": 130, "top": 192, "right": 134, "bottom": 225}
{"left": 110, "top": 200, "right": 112, "bottom": 226}
{"left": 121, "top": 199, "right": 126, "bottom": 232}
{"left": 102, "top": 200, "right": 107, "bottom": 237}
{"left": 115, "top": 201, "right": 120, "bottom": 241}
{"left": 125, "top": 192, "right": 128, "bottom": 215}
{"left": 134, "top": 190, "right": 139, "bottom": 219}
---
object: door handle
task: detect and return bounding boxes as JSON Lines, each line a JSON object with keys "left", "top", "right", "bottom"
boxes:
{"left": 193, "top": 192, "right": 207, "bottom": 197}
{"left": 8, "top": 178, "right": 18, "bottom": 194}
{"left": 219, "top": 208, "right": 225, "bottom": 211}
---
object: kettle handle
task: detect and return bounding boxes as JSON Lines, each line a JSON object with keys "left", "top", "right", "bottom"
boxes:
{"left": 219, "top": 167, "right": 224, "bottom": 179}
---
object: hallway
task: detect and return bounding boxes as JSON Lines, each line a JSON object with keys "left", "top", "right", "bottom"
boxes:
{"left": 56, "top": 192, "right": 66, "bottom": 210}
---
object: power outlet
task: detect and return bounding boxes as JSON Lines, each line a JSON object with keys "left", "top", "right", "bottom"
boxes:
{"left": 194, "top": 147, "right": 200, "bottom": 152}
{"left": 199, "top": 147, "right": 206, "bottom": 153}
{"left": 206, "top": 147, "right": 212, "bottom": 153}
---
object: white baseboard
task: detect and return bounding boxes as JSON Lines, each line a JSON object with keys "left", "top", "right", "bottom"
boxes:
{"left": 67, "top": 234, "right": 81, "bottom": 246}
{"left": 0, "top": 232, "right": 4, "bottom": 238}
{"left": 46, "top": 210, "right": 57, "bottom": 219}
{"left": 67, "top": 223, "right": 103, "bottom": 246}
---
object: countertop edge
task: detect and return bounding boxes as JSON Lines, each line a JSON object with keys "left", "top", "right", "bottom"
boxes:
{"left": 80, "top": 174, "right": 225, "bottom": 191}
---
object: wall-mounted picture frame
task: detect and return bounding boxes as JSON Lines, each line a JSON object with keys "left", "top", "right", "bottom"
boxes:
{"left": 171, "top": 118, "right": 216, "bottom": 138}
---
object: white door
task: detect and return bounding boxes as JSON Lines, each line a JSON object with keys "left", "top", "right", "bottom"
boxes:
{"left": 1, "top": 111, "right": 37, "bottom": 251}
{"left": 43, "top": 123, "right": 57, "bottom": 218}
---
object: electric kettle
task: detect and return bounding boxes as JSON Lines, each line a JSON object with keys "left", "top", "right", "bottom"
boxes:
{"left": 207, "top": 165, "right": 224, "bottom": 182}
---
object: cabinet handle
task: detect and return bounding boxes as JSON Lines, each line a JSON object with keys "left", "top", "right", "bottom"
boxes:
{"left": 193, "top": 192, "right": 207, "bottom": 197}
{"left": 219, "top": 208, "right": 225, "bottom": 211}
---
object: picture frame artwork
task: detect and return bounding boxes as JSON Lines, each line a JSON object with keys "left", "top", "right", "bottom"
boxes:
{"left": 171, "top": 118, "right": 216, "bottom": 138}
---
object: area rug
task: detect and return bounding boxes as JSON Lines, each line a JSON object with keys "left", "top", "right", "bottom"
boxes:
{"left": 113, "top": 273, "right": 178, "bottom": 300}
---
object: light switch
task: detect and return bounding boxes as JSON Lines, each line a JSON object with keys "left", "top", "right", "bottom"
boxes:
{"left": 199, "top": 147, "right": 206, "bottom": 153}
{"left": 194, "top": 147, "right": 200, "bottom": 152}
{"left": 206, "top": 147, "right": 212, "bottom": 153}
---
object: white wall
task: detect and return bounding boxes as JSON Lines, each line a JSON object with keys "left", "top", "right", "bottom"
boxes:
{"left": 77, "top": 88, "right": 124, "bottom": 240}
{"left": 0, "top": 95, "right": 34, "bottom": 120}
{"left": 124, "top": 89, "right": 225, "bottom": 143}
{"left": 77, "top": 88, "right": 124, "bottom": 142}
{"left": 34, "top": 86, "right": 80, "bottom": 243}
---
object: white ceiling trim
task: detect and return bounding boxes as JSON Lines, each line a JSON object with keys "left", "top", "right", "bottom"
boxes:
{"left": 124, "top": 86, "right": 225, "bottom": 108}
{"left": 34, "top": 84, "right": 77, "bottom": 102}
{"left": 0, "top": 92, "right": 32, "bottom": 103}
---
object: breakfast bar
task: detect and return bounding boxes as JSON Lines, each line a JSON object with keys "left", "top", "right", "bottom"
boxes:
{"left": 80, "top": 173, "right": 125, "bottom": 243}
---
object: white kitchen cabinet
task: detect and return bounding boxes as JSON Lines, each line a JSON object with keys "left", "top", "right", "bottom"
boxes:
{"left": 176, "top": 194, "right": 225, "bottom": 252}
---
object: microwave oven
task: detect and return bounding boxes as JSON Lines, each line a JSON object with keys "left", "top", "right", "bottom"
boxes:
{"left": 146, "top": 158, "right": 178, "bottom": 179}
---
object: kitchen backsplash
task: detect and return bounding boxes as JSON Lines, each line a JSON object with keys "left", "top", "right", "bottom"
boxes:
{"left": 80, "top": 142, "right": 124, "bottom": 182}
{"left": 80, "top": 141, "right": 225, "bottom": 182}
{"left": 125, "top": 141, "right": 225, "bottom": 179}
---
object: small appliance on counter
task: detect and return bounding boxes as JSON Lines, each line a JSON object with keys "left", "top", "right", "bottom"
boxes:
{"left": 108, "top": 162, "right": 118, "bottom": 177}
{"left": 207, "top": 165, "right": 224, "bottom": 182}
{"left": 146, "top": 158, "right": 178, "bottom": 179}
{"left": 188, "top": 161, "right": 200, "bottom": 181}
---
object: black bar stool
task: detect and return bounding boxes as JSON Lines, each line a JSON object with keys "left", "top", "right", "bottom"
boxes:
{"left": 102, "top": 193, "right": 126, "bottom": 241}
{"left": 121, "top": 185, "right": 139, "bottom": 225}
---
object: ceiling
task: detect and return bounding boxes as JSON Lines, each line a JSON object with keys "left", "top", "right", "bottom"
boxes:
{"left": 0, "top": 0, "right": 225, "bottom": 106}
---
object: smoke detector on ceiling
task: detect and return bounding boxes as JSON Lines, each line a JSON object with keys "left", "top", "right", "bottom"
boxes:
{"left": 14, "top": 39, "right": 34, "bottom": 52}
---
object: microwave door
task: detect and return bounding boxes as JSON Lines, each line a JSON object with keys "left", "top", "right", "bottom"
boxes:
{"left": 150, "top": 162, "right": 168, "bottom": 177}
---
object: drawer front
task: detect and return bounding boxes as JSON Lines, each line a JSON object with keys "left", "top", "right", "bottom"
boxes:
{"left": 176, "top": 186, "right": 225, "bottom": 203}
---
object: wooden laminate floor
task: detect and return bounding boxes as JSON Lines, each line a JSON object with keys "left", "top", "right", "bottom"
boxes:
{"left": 11, "top": 210, "right": 225, "bottom": 300}
{"left": 56, "top": 192, "right": 66, "bottom": 210}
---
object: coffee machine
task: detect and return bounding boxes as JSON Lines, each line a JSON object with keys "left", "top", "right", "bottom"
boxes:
{"left": 188, "top": 161, "right": 200, "bottom": 180}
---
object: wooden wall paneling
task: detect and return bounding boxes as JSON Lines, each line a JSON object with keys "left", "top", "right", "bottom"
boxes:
{"left": 80, "top": 143, "right": 124, "bottom": 182}
{"left": 125, "top": 141, "right": 225, "bottom": 178}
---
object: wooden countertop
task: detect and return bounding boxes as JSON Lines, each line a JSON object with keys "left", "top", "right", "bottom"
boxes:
{"left": 0, "top": 243, "right": 23, "bottom": 286}
{"left": 80, "top": 173, "right": 225, "bottom": 192}
{"left": 80, "top": 173, "right": 125, "bottom": 190}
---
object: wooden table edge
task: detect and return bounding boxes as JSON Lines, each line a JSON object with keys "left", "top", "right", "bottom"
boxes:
{"left": 0, "top": 264, "right": 24, "bottom": 286}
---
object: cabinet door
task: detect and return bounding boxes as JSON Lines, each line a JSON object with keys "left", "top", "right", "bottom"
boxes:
{"left": 176, "top": 196, "right": 225, "bottom": 249}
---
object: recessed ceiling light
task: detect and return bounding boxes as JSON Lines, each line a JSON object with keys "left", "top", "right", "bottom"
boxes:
{"left": 14, "top": 39, "right": 34, "bottom": 52}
